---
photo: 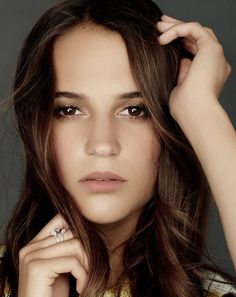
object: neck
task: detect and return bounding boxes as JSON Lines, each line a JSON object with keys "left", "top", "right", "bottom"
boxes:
{"left": 96, "top": 208, "right": 143, "bottom": 289}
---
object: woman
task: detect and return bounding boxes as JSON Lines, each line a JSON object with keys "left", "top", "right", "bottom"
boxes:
{"left": 0, "top": 0, "right": 236, "bottom": 296}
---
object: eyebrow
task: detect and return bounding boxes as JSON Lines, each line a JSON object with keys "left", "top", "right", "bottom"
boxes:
{"left": 54, "top": 91, "right": 143, "bottom": 101}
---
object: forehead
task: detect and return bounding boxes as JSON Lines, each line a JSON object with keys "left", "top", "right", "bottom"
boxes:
{"left": 52, "top": 24, "right": 139, "bottom": 94}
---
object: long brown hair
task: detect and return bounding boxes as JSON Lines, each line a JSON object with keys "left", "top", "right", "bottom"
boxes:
{"left": 0, "top": 0, "right": 235, "bottom": 296}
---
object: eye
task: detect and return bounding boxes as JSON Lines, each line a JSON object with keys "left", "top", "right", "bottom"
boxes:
{"left": 120, "top": 104, "right": 149, "bottom": 121}
{"left": 53, "top": 104, "right": 150, "bottom": 121}
{"left": 53, "top": 105, "right": 83, "bottom": 118}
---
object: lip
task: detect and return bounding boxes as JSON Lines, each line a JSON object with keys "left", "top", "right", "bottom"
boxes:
{"left": 79, "top": 171, "right": 127, "bottom": 193}
{"left": 79, "top": 171, "right": 126, "bottom": 182}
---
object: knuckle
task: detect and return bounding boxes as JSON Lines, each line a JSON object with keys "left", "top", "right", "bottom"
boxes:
{"left": 23, "top": 253, "right": 32, "bottom": 265}
{"left": 73, "top": 240, "right": 85, "bottom": 260}
{"left": 73, "top": 241, "right": 81, "bottom": 256}
{"left": 72, "top": 238, "right": 81, "bottom": 251}
{"left": 189, "top": 21, "right": 201, "bottom": 28}
{"left": 227, "top": 63, "right": 232, "bottom": 73}
{"left": 19, "top": 247, "right": 28, "bottom": 261}
{"left": 71, "top": 257, "right": 81, "bottom": 271}
{"left": 205, "top": 27, "right": 214, "bottom": 33}
{"left": 66, "top": 229, "right": 73, "bottom": 239}
{"left": 211, "top": 41, "right": 224, "bottom": 53}
{"left": 216, "top": 43, "right": 224, "bottom": 54}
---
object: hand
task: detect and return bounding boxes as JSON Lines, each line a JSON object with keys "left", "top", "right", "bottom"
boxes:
{"left": 18, "top": 214, "right": 89, "bottom": 297}
{"left": 157, "top": 15, "right": 231, "bottom": 121}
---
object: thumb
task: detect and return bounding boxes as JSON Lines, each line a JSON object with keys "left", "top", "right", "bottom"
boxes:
{"left": 177, "top": 58, "right": 192, "bottom": 84}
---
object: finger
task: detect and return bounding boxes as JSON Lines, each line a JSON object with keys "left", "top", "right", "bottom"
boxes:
{"left": 29, "top": 257, "right": 88, "bottom": 294}
{"left": 21, "top": 229, "right": 74, "bottom": 257}
{"left": 158, "top": 22, "right": 214, "bottom": 47}
{"left": 177, "top": 58, "right": 192, "bottom": 84}
{"left": 54, "top": 257, "right": 88, "bottom": 294}
{"left": 180, "top": 38, "right": 198, "bottom": 55}
{"left": 157, "top": 20, "right": 181, "bottom": 33}
{"left": 25, "top": 238, "right": 89, "bottom": 273}
{"left": 157, "top": 21, "right": 198, "bottom": 54}
{"left": 161, "top": 14, "right": 183, "bottom": 23}
{"left": 160, "top": 17, "right": 218, "bottom": 41}
{"left": 204, "top": 27, "right": 218, "bottom": 41}
{"left": 31, "top": 214, "right": 69, "bottom": 242}
{"left": 157, "top": 21, "right": 218, "bottom": 43}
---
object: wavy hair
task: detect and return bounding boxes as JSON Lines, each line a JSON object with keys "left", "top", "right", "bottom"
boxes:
{"left": 0, "top": 0, "right": 235, "bottom": 296}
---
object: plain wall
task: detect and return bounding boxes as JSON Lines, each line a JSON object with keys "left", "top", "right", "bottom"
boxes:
{"left": 0, "top": 0, "right": 235, "bottom": 275}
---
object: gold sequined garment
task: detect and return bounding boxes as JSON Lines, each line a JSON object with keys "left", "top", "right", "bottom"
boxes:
{"left": 1, "top": 275, "right": 131, "bottom": 297}
{"left": 102, "top": 279, "right": 131, "bottom": 297}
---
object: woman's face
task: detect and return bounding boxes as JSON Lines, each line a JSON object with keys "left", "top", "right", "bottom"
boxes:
{"left": 51, "top": 24, "right": 161, "bottom": 227}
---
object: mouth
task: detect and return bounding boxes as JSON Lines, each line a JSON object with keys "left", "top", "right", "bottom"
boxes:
{"left": 78, "top": 171, "right": 127, "bottom": 192}
{"left": 79, "top": 171, "right": 127, "bottom": 182}
{"left": 79, "top": 178, "right": 127, "bottom": 192}
{"left": 85, "top": 178, "right": 121, "bottom": 181}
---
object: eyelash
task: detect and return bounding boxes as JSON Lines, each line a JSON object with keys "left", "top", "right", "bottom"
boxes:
{"left": 53, "top": 104, "right": 150, "bottom": 121}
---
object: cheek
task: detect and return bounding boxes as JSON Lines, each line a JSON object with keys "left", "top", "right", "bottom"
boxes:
{"left": 131, "top": 128, "right": 160, "bottom": 170}
{"left": 126, "top": 128, "right": 161, "bottom": 196}
{"left": 51, "top": 126, "right": 81, "bottom": 175}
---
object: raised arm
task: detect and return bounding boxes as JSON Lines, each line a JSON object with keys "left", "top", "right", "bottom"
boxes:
{"left": 157, "top": 14, "right": 236, "bottom": 268}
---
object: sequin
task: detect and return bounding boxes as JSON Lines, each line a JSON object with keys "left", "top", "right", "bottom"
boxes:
{"left": 102, "top": 279, "right": 131, "bottom": 297}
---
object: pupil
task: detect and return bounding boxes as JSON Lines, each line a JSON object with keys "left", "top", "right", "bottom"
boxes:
{"left": 65, "top": 107, "right": 74, "bottom": 115}
{"left": 130, "top": 107, "right": 140, "bottom": 116}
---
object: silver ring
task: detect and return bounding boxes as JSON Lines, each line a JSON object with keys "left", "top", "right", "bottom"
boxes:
{"left": 49, "top": 227, "right": 66, "bottom": 243}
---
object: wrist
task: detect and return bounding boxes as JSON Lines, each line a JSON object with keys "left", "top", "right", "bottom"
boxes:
{"left": 172, "top": 101, "right": 232, "bottom": 149}
{"left": 171, "top": 99, "right": 225, "bottom": 127}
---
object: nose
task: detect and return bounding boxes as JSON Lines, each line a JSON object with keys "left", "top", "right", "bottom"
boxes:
{"left": 85, "top": 117, "right": 121, "bottom": 157}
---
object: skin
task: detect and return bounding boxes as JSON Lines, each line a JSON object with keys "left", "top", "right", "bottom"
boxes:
{"left": 18, "top": 14, "right": 235, "bottom": 297}
{"left": 157, "top": 15, "right": 236, "bottom": 269}
{"left": 51, "top": 23, "right": 161, "bottom": 231}
{"left": 51, "top": 23, "right": 161, "bottom": 289}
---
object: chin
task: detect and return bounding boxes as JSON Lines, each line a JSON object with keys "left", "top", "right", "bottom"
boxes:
{"left": 80, "top": 209, "right": 130, "bottom": 225}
